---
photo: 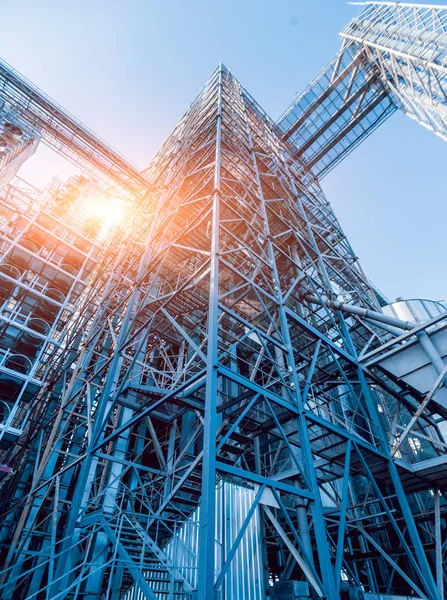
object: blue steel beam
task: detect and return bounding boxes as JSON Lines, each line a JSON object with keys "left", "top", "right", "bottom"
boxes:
{"left": 197, "top": 64, "right": 223, "bottom": 600}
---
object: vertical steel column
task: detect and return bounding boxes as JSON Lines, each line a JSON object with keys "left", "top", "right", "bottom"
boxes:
{"left": 197, "top": 64, "right": 223, "bottom": 600}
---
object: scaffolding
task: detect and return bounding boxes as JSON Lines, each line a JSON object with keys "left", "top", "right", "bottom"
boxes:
{"left": 0, "top": 4, "right": 445, "bottom": 600}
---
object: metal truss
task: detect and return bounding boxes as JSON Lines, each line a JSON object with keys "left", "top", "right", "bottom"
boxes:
{"left": 0, "top": 57, "right": 150, "bottom": 195}
{"left": 342, "top": 2, "right": 447, "bottom": 140}
{"left": 0, "top": 62, "right": 445, "bottom": 600}
{"left": 278, "top": 2, "right": 447, "bottom": 178}
{"left": 277, "top": 42, "right": 396, "bottom": 178}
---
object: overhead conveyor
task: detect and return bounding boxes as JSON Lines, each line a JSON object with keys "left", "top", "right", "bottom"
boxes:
{"left": 277, "top": 2, "right": 447, "bottom": 178}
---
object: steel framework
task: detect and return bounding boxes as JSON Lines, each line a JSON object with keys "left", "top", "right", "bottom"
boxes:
{"left": 0, "top": 4, "right": 445, "bottom": 600}
{"left": 278, "top": 2, "right": 447, "bottom": 178}
{"left": 0, "top": 57, "right": 150, "bottom": 195}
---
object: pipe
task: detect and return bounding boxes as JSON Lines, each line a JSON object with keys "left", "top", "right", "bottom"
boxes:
{"left": 364, "top": 317, "right": 403, "bottom": 337}
{"left": 303, "top": 292, "right": 416, "bottom": 331}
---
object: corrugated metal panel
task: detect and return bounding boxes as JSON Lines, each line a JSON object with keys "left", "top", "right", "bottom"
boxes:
{"left": 222, "top": 481, "right": 264, "bottom": 600}
{"left": 122, "top": 480, "right": 264, "bottom": 600}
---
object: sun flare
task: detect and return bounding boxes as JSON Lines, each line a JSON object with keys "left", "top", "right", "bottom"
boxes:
{"left": 84, "top": 194, "right": 127, "bottom": 239}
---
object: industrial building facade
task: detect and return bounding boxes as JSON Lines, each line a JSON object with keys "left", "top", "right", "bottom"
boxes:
{"left": 0, "top": 3, "right": 446, "bottom": 600}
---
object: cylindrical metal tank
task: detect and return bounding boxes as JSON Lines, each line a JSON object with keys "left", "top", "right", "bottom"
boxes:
{"left": 382, "top": 298, "right": 447, "bottom": 325}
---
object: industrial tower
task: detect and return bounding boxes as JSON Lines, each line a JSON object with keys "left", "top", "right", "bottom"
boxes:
{"left": 0, "top": 3, "right": 446, "bottom": 600}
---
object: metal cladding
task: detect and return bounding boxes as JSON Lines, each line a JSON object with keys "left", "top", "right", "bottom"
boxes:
{"left": 0, "top": 4, "right": 445, "bottom": 600}
{"left": 122, "top": 481, "right": 264, "bottom": 600}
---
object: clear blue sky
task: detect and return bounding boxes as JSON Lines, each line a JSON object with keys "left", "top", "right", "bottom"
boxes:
{"left": 2, "top": 0, "right": 446, "bottom": 302}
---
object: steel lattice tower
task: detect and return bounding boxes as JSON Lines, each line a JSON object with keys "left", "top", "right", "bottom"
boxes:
{"left": 0, "top": 4, "right": 446, "bottom": 600}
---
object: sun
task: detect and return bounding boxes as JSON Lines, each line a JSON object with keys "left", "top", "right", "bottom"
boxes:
{"left": 84, "top": 194, "right": 127, "bottom": 239}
